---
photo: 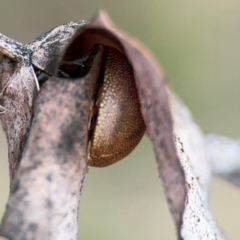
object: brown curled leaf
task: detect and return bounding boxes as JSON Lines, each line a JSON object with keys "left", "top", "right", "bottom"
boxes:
{"left": 28, "top": 20, "right": 86, "bottom": 76}
{"left": 0, "top": 45, "right": 104, "bottom": 240}
{"left": 0, "top": 21, "right": 85, "bottom": 186}
{"left": 60, "top": 11, "right": 186, "bottom": 236}
{"left": 170, "top": 93, "right": 227, "bottom": 239}
{"left": 0, "top": 34, "right": 37, "bottom": 185}
{"left": 0, "top": 11, "right": 187, "bottom": 240}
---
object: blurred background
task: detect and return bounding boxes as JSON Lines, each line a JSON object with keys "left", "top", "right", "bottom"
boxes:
{"left": 0, "top": 0, "right": 240, "bottom": 239}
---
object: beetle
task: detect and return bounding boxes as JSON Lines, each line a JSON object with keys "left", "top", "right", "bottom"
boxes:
{"left": 59, "top": 44, "right": 146, "bottom": 167}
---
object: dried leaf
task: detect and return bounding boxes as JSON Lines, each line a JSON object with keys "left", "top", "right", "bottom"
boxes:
{"left": 0, "top": 10, "right": 231, "bottom": 240}
{"left": 0, "top": 21, "right": 86, "bottom": 186}
{"left": 0, "top": 43, "right": 104, "bottom": 240}
{"left": 170, "top": 93, "right": 227, "bottom": 239}
{"left": 0, "top": 34, "right": 37, "bottom": 184}
{"left": 60, "top": 11, "right": 186, "bottom": 236}
{"left": 29, "top": 20, "right": 86, "bottom": 76}
{"left": 207, "top": 134, "right": 240, "bottom": 186}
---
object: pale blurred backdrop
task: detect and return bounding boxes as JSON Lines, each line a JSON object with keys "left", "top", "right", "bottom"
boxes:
{"left": 0, "top": 1, "right": 240, "bottom": 239}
